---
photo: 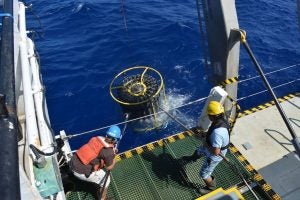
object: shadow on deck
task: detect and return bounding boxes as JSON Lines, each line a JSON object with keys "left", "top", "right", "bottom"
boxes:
{"left": 62, "top": 131, "right": 278, "bottom": 200}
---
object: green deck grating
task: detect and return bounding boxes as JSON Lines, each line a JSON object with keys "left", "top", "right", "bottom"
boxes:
{"left": 64, "top": 131, "right": 279, "bottom": 200}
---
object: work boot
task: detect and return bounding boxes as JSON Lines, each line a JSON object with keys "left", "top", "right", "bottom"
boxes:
{"left": 198, "top": 176, "right": 216, "bottom": 195}
{"left": 181, "top": 150, "right": 201, "bottom": 162}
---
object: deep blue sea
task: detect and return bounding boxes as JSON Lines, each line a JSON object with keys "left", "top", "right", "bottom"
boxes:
{"left": 28, "top": 0, "right": 300, "bottom": 153}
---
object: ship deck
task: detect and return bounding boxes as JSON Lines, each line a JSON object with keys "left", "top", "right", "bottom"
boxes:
{"left": 231, "top": 92, "right": 300, "bottom": 200}
{"left": 63, "top": 92, "right": 300, "bottom": 200}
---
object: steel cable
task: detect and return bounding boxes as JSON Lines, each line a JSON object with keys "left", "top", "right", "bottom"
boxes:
{"left": 66, "top": 64, "right": 300, "bottom": 139}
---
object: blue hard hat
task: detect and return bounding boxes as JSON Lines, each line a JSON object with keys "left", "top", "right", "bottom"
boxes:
{"left": 106, "top": 125, "right": 121, "bottom": 140}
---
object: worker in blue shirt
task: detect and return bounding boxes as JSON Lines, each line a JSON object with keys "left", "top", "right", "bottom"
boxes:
{"left": 183, "top": 101, "right": 230, "bottom": 194}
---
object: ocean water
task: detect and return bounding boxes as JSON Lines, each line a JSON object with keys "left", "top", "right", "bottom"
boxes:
{"left": 28, "top": 0, "right": 300, "bottom": 152}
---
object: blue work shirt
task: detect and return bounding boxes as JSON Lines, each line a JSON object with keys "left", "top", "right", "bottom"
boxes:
{"left": 198, "top": 127, "right": 229, "bottom": 162}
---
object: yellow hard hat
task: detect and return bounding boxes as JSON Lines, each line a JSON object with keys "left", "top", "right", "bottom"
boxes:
{"left": 207, "top": 101, "right": 224, "bottom": 115}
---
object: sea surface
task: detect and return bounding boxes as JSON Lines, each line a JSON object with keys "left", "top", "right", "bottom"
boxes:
{"left": 28, "top": 0, "right": 300, "bottom": 152}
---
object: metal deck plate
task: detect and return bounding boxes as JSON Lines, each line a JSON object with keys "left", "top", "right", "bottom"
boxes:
{"left": 63, "top": 93, "right": 300, "bottom": 200}
{"left": 64, "top": 132, "right": 278, "bottom": 200}
{"left": 231, "top": 93, "right": 300, "bottom": 199}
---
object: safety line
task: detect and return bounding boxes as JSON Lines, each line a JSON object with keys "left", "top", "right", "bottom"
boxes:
{"left": 66, "top": 67, "right": 299, "bottom": 139}
{"left": 233, "top": 28, "right": 299, "bottom": 157}
{"left": 219, "top": 63, "right": 300, "bottom": 87}
{"left": 116, "top": 91, "right": 298, "bottom": 159}
{"left": 137, "top": 154, "right": 164, "bottom": 200}
{"left": 66, "top": 96, "right": 207, "bottom": 139}
{"left": 115, "top": 131, "right": 280, "bottom": 200}
{"left": 239, "top": 63, "right": 300, "bottom": 84}
{"left": 238, "top": 93, "right": 298, "bottom": 118}
{"left": 229, "top": 144, "right": 281, "bottom": 200}
{"left": 67, "top": 79, "right": 298, "bottom": 139}
{"left": 110, "top": 174, "right": 122, "bottom": 200}
{"left": 163, "top": 140, "right": 199, "bottom": 196}
{"left": 115, "top": 132, "right": 191, "bottom": 161}
{"left": 238, "top": 79, "right": 299, "bottom": 101}
{"left": 158, "top": 103, "right": 257, "bottom": 199}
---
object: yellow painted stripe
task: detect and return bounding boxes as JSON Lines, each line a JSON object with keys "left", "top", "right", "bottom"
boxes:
{"left": 265, "top": 103, "right": 272, "bottom": 107}
{"left": 178, "top": 133, "right": 185, "bottom": 139}
{"left": 258, "top": 105, "right": 266, "bottom": 109}
{"left": 230, "top": 77, "right": 238, "bottom": 82}
{"left": 254, "top": 174, "right": 263, "bottom": 181}
{"left": 225, "top": 79, "right": 231, "bottom": 84}
{"left": 157, "top": 139, "right": 164, "bottom": 146}
{"left": 237, "top": 93, "right": 296, "bottom": 119}
{"left": 272, "top": 194, "right": 281, "bottom": 200}
{"left": 237, "top": 155, "right": 246, "bottom": 162}
{"left": 262, "top": 183, "right": 272, "bottom": 191}
{"left": 117, "top": 137, "right": 281, "bottom": 199}
{"left": 245, "top": 164, "right": 254, "bottom": 172}
{"left": 195, "top": 188, "right": 225, "bottom": 200}
{"left": 244, "top": 110, "right": 252, "bottom": 115}
{"left": 251, "top": 108, "right": 259, "bottom": 112}
{"left": 278, "top": 98, "right": 284, "bottom": 102}
{"left": 220, "top": 77, "right": 238, "bottom": 86}
{"left": 230, "top": 119, "right": 236, "bottom": 124}
{"left": 125, "top": 151, "right": 133, "bottom": 158}
{"left": 187, "top": 131, "right": 193, "bottom": 136}
{"left": 136, "top": 147, "right": 143, "bottom": 154}
{"left": 229, "top": 144, "right": 281, "bottom": 198}
{"left": 238, "top": 113, "right": 244, "bottom": 118}
{"left": 146, "top": 143, "right": 155, "bottom": 151}
{"left": 167, "top": 136, "right": 176, "bottom": 143}
{"left": 229, "top": 146, "right": 238, "bottom": 153}
{"left": 115, "top": 155, "right": 121, "bottom": 162}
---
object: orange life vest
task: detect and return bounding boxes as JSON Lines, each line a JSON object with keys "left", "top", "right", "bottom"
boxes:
{"left": 76, "top": 136, "right": 114, "bottom": 171}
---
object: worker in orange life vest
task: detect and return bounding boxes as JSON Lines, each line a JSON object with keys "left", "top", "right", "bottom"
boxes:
{"left": 69, "top": 125, "right": 121, "bottom": 200}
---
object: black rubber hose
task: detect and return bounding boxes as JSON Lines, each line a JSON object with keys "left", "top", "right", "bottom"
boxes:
{"left": 29, "top": 143, "right": 58, "bottom": 156}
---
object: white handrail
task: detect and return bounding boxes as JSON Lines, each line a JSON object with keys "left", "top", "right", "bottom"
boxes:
{"left": 18, "top": 2, "right": 39, "bottom": 184}
{"left": 28, "top": 38, "right": 54, "bottom": 152}
{"left": 18, "top": 3, "right": 65, "bottom": 200}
